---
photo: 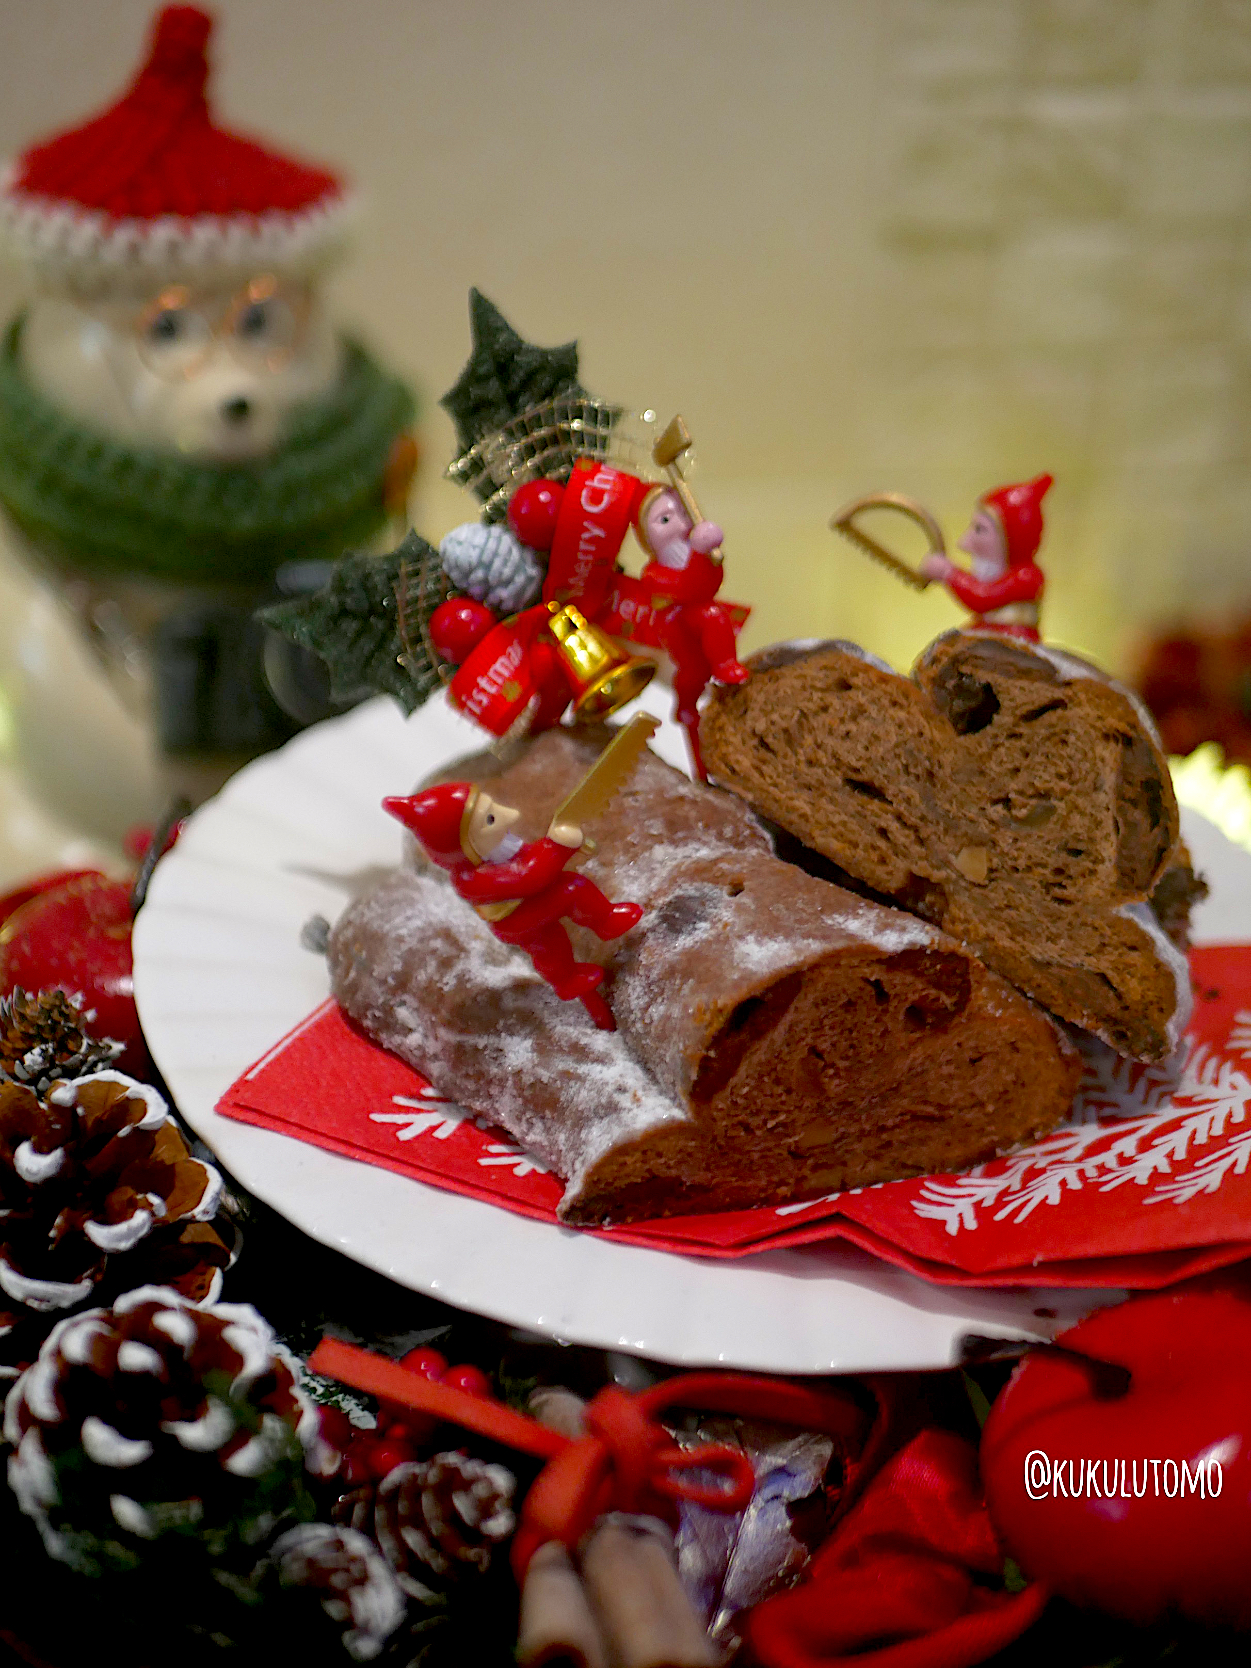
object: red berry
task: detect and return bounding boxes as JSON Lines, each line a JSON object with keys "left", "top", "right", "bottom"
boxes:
{"left": 441, "top": 1363, "right": 492, "bottom": 1399}
{"left": 429, "top": 598, "right": 497, "bottom": 665}
{"left": 400, "top": 1413, "right": 439, "bottom": 1445}
{"left": 400, "top": 1346, "right": 448, "bottom": 1382}
{"left": 317, "top": 1405, "right": 355, "bottom": 1455}
{"left": 380, "top": 1421, "right": 437, "bottom": 1447}
{"left": 377, "top": 1398, "right": 438, "bottom": 1444}
{"left": 508, "top": 479, "right": 565, "bottom": 551}
{"left": 0, "top": 874, "right": 145, "bottom": 1076}
{"left": 341, "top": 1447, "right": 374, "bottom": 1487}
{"left": 369, "top": 1439, "right": 416, "bottom": 1478}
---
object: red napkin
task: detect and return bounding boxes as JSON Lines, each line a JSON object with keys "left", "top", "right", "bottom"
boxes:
{"left": 217, "top": 946, "right": 1251, "bottom": 1286}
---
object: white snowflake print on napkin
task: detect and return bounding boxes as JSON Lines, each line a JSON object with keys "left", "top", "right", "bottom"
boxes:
{"left": 911, "top": 1034, "right": 1251, "bottom": 1236}
{"left": 368, "top": 1092, "right": 551, "bottom": 1178}
{"left": 370, "top": 1088, "right": 469, "bottom": 1142}
{"left": 476, "top": 1143, "right": 550, "bottom": 1179}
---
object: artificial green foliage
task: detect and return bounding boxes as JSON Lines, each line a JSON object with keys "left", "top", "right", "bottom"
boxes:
{"left": 46, "top": 1435, "right": 316, "bottom": 1582}
{"left": 440, "top": 289, "right": 584, "bottom": 455}
{"left": 0, "top": 318, "right": 415, "bottom": 586}
{"left": 259, "top": 532, "right": 446, "bottom": 716}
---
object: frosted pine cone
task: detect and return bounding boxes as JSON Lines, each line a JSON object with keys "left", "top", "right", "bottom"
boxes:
{"left": 439, "top": 523, "right": 543, "bottom": 614}
{"left": 3, "top": 1285, "right": 336, "bottom": 1576}
{"left": 0, "top": 989, "right": 122, "bottom": 1096}
{"left": 373, "top": 1452, "right": 515, "bottom": 1599}
{"left": 331, "top": 1480, "right": 375, "bottom": 1535}
{"left": 270, "top": 1522, "right": 407, "bottom": 1662}
{"left": 0, "top": 1071, "right": 227, "bottom": 1375}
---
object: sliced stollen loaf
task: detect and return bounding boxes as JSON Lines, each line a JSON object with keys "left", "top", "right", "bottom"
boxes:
{"left": 700, "top": 630, "right": 1194, "bottom": 1061}
{"left": 329, "top": 727, "right": 1082, "bottom": 1224}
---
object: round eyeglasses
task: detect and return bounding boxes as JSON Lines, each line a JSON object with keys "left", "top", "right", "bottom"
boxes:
{"left": 133, "top": 275, "right": 311, "bottom": 379}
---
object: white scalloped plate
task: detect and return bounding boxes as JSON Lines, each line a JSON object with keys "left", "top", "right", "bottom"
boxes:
{"left": 132, "top": 688, "right": 1251, "bottom": 1374}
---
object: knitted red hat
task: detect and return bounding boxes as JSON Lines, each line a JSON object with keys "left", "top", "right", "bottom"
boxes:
{"left": 0, "top": 6, "right": 350, "bottom": 292}
{"left": 979, "top": 474, "right": 1053, "bottom": 569}
{"left": 383, "top": 785, "right": 475, "bottom": 869}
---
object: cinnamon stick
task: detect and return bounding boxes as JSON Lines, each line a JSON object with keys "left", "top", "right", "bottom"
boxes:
{"left": 516, "top": 1540, "right": 608, "bottom": 1668}
{"left": 578, "top": 1514, "right": 718, "bottom": 1668}
{"left": 529, "top": 1385, "right": 590, "bottom": 1440}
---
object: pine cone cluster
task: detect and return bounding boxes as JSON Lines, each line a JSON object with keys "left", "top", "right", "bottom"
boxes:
{"left": 0, "top": 988, "right": 122, "bottom": 1095}
{"left": 373, "top": 1452, "right": 516, "bottom": 1600}
{"left": 439, "top": 523, "right": 543, "bottom": 615}
{"left": 332, "top": 1450, "right": 516, "bottom": 1604}
{"left": 3, "top": 1285, "right": 336, "bottom": 1576}
{"left": 269, "top": 1522, "right": 407, "bottom": 1662}
{"left": 0, "top": 1068, "right": 229, "bottom": 1374}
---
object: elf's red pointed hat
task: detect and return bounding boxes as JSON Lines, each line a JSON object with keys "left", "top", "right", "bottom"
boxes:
{"left": 979, "top": 474, "right": 1053, "bottom": 569}
{"left": 0, "top": 5, "right": 350, "bottom": 292}
{"left": 383, "top": 784, "right": 475, "bottom": 868}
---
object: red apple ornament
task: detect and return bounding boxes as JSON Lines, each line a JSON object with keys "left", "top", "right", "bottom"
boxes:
{"left": 507, "top": 478, "right": 565, "bottom": 551}
{"left": 0, "top": 869, "right": 99, "bottom": 930}
{"left": 981, "top": 1286, "right": 1251, "bottom": 1629}
{"left": 0, "top": 872, "right": 145, "bottom": 1075}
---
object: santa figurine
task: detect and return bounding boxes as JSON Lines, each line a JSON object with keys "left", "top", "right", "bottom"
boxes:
{"left": 0, "top": 4, "right": 415, "bottom": 837}
{"left": 634, "top": 486, "right": 749, "bottom": 775}
{"left": 918, "top": 474, "right": 1051, "bottom": 642}
{"left": 383, "top": 783, "right": 642, "bottom": 1031}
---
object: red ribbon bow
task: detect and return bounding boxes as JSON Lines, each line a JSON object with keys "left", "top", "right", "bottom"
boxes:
{"left": 310, "top": 1341, "right": 1046, "bottom": 1667}
{"left": 309, "top": 1339, "right": 869, "bottom": 1578}
{"left": 746, "top": 1429, "right": 1049, "bottom": 1668}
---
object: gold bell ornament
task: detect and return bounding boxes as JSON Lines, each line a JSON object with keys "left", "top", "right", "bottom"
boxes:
{"left": 544, "top": 600, "right": 655, "bottom": 722}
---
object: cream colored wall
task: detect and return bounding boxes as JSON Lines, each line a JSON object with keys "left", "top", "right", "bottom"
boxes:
{"left": 1, "top": 0, "right": 1249, "bottom": 683}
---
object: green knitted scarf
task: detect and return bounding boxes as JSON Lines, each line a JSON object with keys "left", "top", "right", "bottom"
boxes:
{"left": 0, "top": 317, "right": 415, "bottom": 586}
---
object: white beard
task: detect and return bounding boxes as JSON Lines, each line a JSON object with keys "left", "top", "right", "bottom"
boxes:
{"left": 971, "top": 553, "right": 1005, "bottom": 581}
{"left": 484, "top": 830, "right": 525, "bottom": 864}
{"left": 656, "top": 546, "right": 692, "bottom": 570}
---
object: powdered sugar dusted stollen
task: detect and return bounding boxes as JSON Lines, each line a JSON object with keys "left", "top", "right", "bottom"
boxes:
{"left": 701, "top": 630, "right": 1195, "bottom": 1062}
{"left": 330, "top": 729, "right": 1082, "bottom": 1224}
{"left": 330, "top": 866, "right": 693, "bottom": 1218}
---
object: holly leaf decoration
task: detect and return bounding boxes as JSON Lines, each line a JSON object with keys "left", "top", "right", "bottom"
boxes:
{"left": 441, "top": 289, "right": 584, "bottom": 454}
{"left": 259, "top": 532, "right": 447, "bottom": 716}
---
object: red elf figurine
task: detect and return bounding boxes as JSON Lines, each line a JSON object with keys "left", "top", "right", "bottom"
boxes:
{"left": 918, "top": 474, "right": 1051, "bottom": 642}
{"left": 383, "top": 780, "right": 642, "bottom": 1031}
{"left": 635, "top": 485, "right": 749, "bottom": 776}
